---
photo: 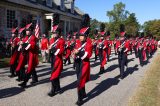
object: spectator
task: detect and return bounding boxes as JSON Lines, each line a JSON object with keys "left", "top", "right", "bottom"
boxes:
{"left": 40, "top": 34, "right": 49, "bottom": 63}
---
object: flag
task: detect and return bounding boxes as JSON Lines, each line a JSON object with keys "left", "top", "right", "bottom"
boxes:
{"left": 35, "top": 17, "right": 40, "bottom": 38}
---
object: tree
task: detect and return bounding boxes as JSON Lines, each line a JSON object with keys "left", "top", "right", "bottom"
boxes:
{"left": 125, "top": 13, "right": 140, "bottom": 36}
{"left": 143, "top": 20, "right": 160, "bottom": 38}
{"left": 89, "top": 19, "right": 101, "bottom": 38}
{"left": 107, "top": 2, "right": 129, "bottom": 22}
{"left": 106, "top": 2, "right": 140, "bottom": 38}
{"left": 107, "top": 2, "right": 130, "bottom": 35}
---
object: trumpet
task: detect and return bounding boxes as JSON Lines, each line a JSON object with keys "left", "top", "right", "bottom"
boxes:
{"left": 98, "top": 40, "right": 105, "bottom": 49}
{"left": 72, "top": 42, "right": 86, "bottom": 59}
{"left": 118, "top": 41, "right": 125, "bottom": 52}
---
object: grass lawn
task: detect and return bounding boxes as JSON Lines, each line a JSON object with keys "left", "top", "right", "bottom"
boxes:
{"left": 129, "top": 49, "right": 160, "bottom": 106}
{"left": 0, "top": 58, "right": 10, "bottom": 68}
{"left": 0, "top": 55, "right": 43, "bottom": 68}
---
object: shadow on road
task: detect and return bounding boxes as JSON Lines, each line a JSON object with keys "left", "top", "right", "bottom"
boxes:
{"left": 123, "top": 64, "right": 139, "bottom": 78}
{"left": 60, "top": 80, "right": 77, "bottom": 93}
{"left": 90, "top": 61, "right": 100, "bottom": 68}
{"left": 0, "top": 87, "right": 25, "bottom": 99}
{"left": 128, "top": 58, "right": 135, "bottom": 63}
{"left": 109, "top": 57, "right": 118, "bottom": 61}
{"left": 83, "top": 77, "right": 120, "bottom": 104}
{"left": 105, "top": 64, "right": 119, "bottom": 73}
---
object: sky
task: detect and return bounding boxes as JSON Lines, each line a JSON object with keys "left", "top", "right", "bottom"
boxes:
{"left": 75, "top": 0, "right": 160, "bottom": 25}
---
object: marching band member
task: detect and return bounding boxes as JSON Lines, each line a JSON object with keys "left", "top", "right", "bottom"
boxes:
{"left": 97, "top": 23, "right": 108, "bottom": 74}
{"left": 18, "top": 22, "right": 39, "bottom": 88}
{"left": 92, "top": 29, "right": 99, "bottom": 62}
{"left": 15, "top": 21, "right": 28, "bottom": 82}
{"left": 48, "top": 13, "right": 65, "bottom": 97}
{"left": 9, "top": 24, "right": 20, "bottom": 78}
{"left": 64, "top": 33, "right": 71, "bottom": 65}
{"left": 118, "top": 24, "right": 129, "bottom": 79}
{"left": 73, "top": 14, "right": 92, "bottom": 105}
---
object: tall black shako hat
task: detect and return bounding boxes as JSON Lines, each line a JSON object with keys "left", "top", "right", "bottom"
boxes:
{"left": 79, "top": 14, "right": 90, "bottom": 36}
{"left": 120, "top": 24, "right": 126, "bottom": 37}
{"left": 139, "top": 32, "right": 144, "bottom": 38}
{"left": 25, "top": 15, "right": 34, "bottom": 32}
{"left": 115, "top": 33, "right": 119, "bottom": 39}
{"left": 94, "top": 29, "right": 98, "bottom": 38}
{"left": 106, "top": 31, "right": 110, "bottom": 38}
{"left": 52, "top": 13, "right": 62, "bottom": 35}
{"left": 11, "top": 20, "right": 18, "bottom": 34}
{"left": 100, "top": 23, "right": 106, "bottom": 37}
{"left": 135, "top": 31, "right": 139, "bottom": 38}
{"left": 19, "top": 18, "right": 26, "bottom": 35}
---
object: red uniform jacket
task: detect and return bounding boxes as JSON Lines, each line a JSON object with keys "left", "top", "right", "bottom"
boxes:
{"left": 142, "top": 40, "right": 147, "bottom": 61}
{"left": 97, "top": 39, "right": 108, "bottom": 67}
{"left": 10, "top": 37, "right": 20, "bottom": 65}
{"left": 49, "top": 38, "right": 55, "bottom": 45}
{"left": 65, "top": 40, "right": 71, "bottom": 59}
{"left": 75, "top": 40, "right": 92, "bottom": 90}
{"left": 50, "top": 38, "right": 65, "bottom": 80}
{"left": 41, "top": 38, "right": 49, "bottom": 50}
{"left": 124, "top": 40, "right": 130, "bottom": 55}
{"left": 16, "top": 36, "right": 29, "bottom": 72}
{"left": 26, "top": 35, "right": 39, "bottom": 74}
{"left": 93, "top": 39, "right": 99, "bottom": 55}
{"left": 116, "top": 40, "right": 120, "bottom": 53}
{"left": 108, "top": 40, "right": 112, "bottom": 56}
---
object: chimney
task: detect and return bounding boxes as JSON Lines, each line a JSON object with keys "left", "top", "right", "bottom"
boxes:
{"left": 61, "top": 0, "right": 65, "bottom": 11}
{"left": 71, "top": 0, "right": 75, "bottom": 14}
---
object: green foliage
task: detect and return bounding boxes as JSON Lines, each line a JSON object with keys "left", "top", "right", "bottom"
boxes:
{"left": 106, "top": 2, "right": 140, "bottom": 37}
{"left": 90, "top": 2, "right": 141, "bottom": 39}
{"left": 143, "top": 20, "right": 160, "bottom": 38}
{"left": 125, "top": 13, "right": 140, "bottom": 36}
{"left": 107, "top": 2, "right": 129, "bottom": 22}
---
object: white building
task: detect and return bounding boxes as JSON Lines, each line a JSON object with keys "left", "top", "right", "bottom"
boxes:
{"left": 0, "top": 0, "right": 84, "bottom": 39}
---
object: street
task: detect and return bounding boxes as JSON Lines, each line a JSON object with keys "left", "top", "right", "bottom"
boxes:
{"left": 0, "top": 50, "right": 157, "bottom": 106}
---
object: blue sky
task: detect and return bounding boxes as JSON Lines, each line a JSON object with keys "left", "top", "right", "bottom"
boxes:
{"left": 75, "top": 0, "right": 160, "bottom": 25}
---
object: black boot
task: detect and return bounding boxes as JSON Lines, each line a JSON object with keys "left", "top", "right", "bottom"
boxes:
{"left": 64, "top": 59, "right": 67, "bottom": 65}
{"left": 55, "top": 78, "right": 61, "bottom": 93}
{"left": 31, "top": 69, "right": 38, "bottom": 85}
{"left": 68, "top": 58, "right": 71, "bottom": 65}
{"left": 76, "top": 90, "right": 83, "bottom": 105}
{"left": 48, "top": 81, "right": 56, "bottom": 97}
{"left": 18, "top": 81, "right": 27, "bottom": 88}
{"left": 20, "top": 67, "right": 25, "bottom": 81}
{"left": 18, "top": 73, "right": 30, "bottom": 88}
{"left": 16, "top": 71, "right": 21, "bottom": 82}
{"left": 8, "top": 65, "right": 16, "bottom": 78}
{"left": 81, "top": 87, "right": 87, "bottom": 98}
{"left": 98, "top": 67, "right": 104, "bottom": 74}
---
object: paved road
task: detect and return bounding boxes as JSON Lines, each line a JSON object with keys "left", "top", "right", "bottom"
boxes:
{"left": 0, "top": 50, "right": 157, "bottom": 106}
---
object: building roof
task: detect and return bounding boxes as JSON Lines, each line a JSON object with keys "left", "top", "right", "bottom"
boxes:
{"left": 53, "top": 0, "right": 60, "bottom": 6}
{"left": 53, "top": 0, "right": 84, "bottom": 15}
{"left": 74, "top": 6, "right": 84, "bottom": 16}
{"left": 5, "top": 0, "right": 84, "bottom": 19}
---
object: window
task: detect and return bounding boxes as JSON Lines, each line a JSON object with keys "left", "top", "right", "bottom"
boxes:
{"left": 46, "top": 0, "right": 52, "bottom": 7}
{"left": 7, "top": 10, "right": 16, "bottom": 28}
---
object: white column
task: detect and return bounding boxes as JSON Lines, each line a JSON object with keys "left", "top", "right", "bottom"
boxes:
{"left": 51, "top": 15, "right": 53, "bottom": 32}
{"left": 69, "top": 20, "right": 71, "bottom": 32}
{"left": 64, "top": 20, "right": 66, "bottom": 36}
